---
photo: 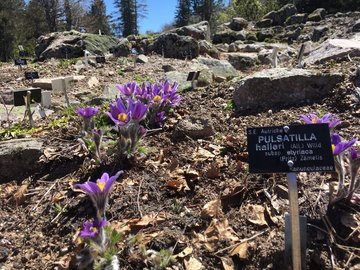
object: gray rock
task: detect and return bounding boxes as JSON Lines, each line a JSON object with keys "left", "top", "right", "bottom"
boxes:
{"left": 312, "top": 26, "right": 329, "bottom": 42}
{"left": 36, "top": 31, "right": 119, "bottom": 60}
{"left": 151, "top": 33, "right": 199, "bottom": 60}
{"left": 198, "top": 40, "right": 219, "bottom": 57}
{"left": 256, "top": 28, "right": 275, "bottom": 42}
{"left": 308, "top": 8, "right": 326, "bottom": 22}
{"left": 112, "top": 38, "right": 132, "bottom": 57}
{"left": 0, "top": 138, "right": 43, "bottom": 182}
{"left": 256, "top": 18, "right": 273, "bottom": 28}
{"left": 228, "top": 53, "right": 258, "bottom": 70}
{"left": 136, "top": 54, "right": 148, "bottom": 63}
{"left": 263, "top": 4, "right": 297, "bottom": 26}
{"left": 285, "top": 27, "right": 301, "bottom": 41}
{"left": 233, "top": 68, "right": 343, "bottom": 112}
{"left": 229, "top": 17, "right": 249, "bottom": 31}
{"left": 215, "top": 43, "right": 230, "bottom": 52}
{"left": 173, "top": 117, "right": 215, "bottom": 140}
{"left": 162, "top": 64, "right": 176, "bottom": 72}
{"left": 352, "top": 19, "right": 360, "bottom": 32}
{"left": 228, "top": 43, "right": 238, "bottom": 52}
{"left": 213, "top": 29, "right": 237, "bottom": 44}
{"left": 286, "top": 13, "right": 308, "bottom": 25}
{"left": 171, "top": 21, "right": 211, "bottom": 41}
{"left": 165, "top": 71, "right": 191, "bottom": 91}
{"left": 305, "top": 38, "right": 360, "bottom": 64}
{"left": 198, "top": 57, "right": 238, "bottom": 79}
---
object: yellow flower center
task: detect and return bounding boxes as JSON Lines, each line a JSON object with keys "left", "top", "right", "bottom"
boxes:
{"left": 312, "top": 119, "right": 317, "bottom": 123}
{"left": 97, "top": 181, "right": 106, "bottom": 191}
{"left": 153, "top": 95, "right": 161, "bottom": 102}
{"left": 332, "top": 144, "right": 335, "bottom": 153}
{"left": 92, "top": 227, "right": 98, "bottom": 233}
{"left": 117, "top": 113, "right": 127, "bottom": 122}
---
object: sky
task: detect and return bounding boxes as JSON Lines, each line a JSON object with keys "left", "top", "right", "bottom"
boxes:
{"left": 104, "top": 0, "right": 178, "bottom": 34}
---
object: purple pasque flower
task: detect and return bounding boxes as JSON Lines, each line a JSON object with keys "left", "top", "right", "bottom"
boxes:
{"left": 75, "top": 106, "right": 99, "bottom": 118}
{"left": 74, "top": 171, "right": 123, "bottom": 218}
{"left": 300, "top": 112, "right": 341, "bottom": 129}
{"left": 80, "top": 219, "right": 107, "bottom": 238}
{"left": 155, "top": 111, "right": 166, "bottom": 127}
{"left": 117, "top": 82, "right": 139, "bottom": 97}
{"left": 128, "top": 99, "right": 149, "bottom": 121}
{"left": 349, "top": 148, "right": 360, "bottom": 160}
{"left": 106, "top": 98, "right": 131, "bottom": 126}
{"left": 331, "top": 133, "right": 356, "bottom": 156}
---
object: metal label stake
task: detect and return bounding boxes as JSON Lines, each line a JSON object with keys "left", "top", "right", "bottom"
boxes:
{"left": 287, "top": 169, "right": 302, "bottom": 270}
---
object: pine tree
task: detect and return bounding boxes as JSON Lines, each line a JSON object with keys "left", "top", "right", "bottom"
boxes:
{"left": 175, "top": 0, "right": 191, "bottom": 27}
{"left": 114, "top": 0, "right": 147, "bottom": 37}
{"left": 64, "top": 0, "right": 72, "bottom": 30}
{"left": 0, "top": 0, "right": 25, "bottom": 61}
{"left": 88, "top": 0, "right": 111, "bottom": 34}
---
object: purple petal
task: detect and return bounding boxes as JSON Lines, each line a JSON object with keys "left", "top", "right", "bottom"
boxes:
{"left": 103, "top": 171, "right": 123, "bottom": 192}
{"left": 331, "top": 133, "right": 342, "bottom": 146}
{"left": 74, "top": 181, "right": 100, "bottom": 194}
{"left": 350, "top": 148, "right": 359, "bottom": 160}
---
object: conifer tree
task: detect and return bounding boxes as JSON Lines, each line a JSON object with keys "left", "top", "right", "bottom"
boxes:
{"left": 88, "top": 0, "right": 111, "bottom": 34}
{"left": 114, "top": 0, "right": 147, "bottom": 37}
{"left": 175, "top": 0, "right": 191, "bottom": 27}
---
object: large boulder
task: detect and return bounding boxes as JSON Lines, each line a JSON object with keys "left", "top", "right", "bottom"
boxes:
{"left": 171, "top": 21, "right": 211, "bottom": 41}
{"left": 36, "top": 31, "right": 120, "bottom": 60}
{"left": 197, "top": 57, "right": 238, "bottom": 79}
{"left": 233, "top": 68, "right": 343, "bottom": 113}
{"left": 0, "top": 138, "right": 43, "bottom": 182}
{"left": 150, "top": 33, "right": 199, "bottom": 60}
{"left": 263, "top": 4, "right": 297, "bottom": 26}
{"left": 227, "top": 53, "right": 258, "bottom": 70}
{"left": 285, "top": 13, "right": 308, "bottom": 25}
{"left": 229, "top": 17, "right": 249, "bottom": 31}
{"left": 111, "top": 38, "right": 132, "bottom": 57}
{"left": 305, "top": 38, "right": 360, "bottom": 64}
{"left": 308, "top": 8, "right": 326, "bottom": 22}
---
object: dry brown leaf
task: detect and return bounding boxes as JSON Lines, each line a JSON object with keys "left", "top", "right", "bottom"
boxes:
{"left": 174, "top": 246, "right": 193, "bottom": 258}
{"left": 221, "top": 256, "right": 235, "bottom": 270}
{"left": 245, "top": 204, "right": 268, "bottom": 226}
{"left": 52, "top": 190, "right": 67, "bottom": 203}
{"left": 229, "top": 241, "right": 255, "bottom": 260}
{"left": 206, "top": 162, "right": 220, "bottom": 179}
{"left": 201, "top": 199, "right": 223, "bottom": 219}
{"left": 184, "top": 256, "right": 204, "bottom": 270}
{"left": 165, "top": 178, "right": 190, "bottom": 192}
{"left": 13, "top": 184, "right": 29, "bottom": 205}
{"left": 192, "top": 147, "right": 215, "bottom": 160}
{"left": 113, "top": 212, "right": 167, "bottom": 234}
{"left": 200, "top": 218, "right": 239, "bottom": 252}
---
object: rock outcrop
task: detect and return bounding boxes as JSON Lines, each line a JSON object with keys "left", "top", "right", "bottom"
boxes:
{"left": 233, "top": 68, "right": 343, "bottom": 113}
{"left": 36, "top": 31, "right": 119, "bottom": 60}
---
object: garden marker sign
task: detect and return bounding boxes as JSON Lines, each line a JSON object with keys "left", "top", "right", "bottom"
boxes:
{"left": 25, "top": 71, "right": 39, "bottom": 80}
{"left": 186, "top": 71, "right": 200, "bottom": 90}
{"left": 247, "top": 124, "right": 335, "bottom": 270}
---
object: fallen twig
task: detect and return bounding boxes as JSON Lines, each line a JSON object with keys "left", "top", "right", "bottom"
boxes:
{"left": 137, "top": 178, "right": 144, "bottom": 218}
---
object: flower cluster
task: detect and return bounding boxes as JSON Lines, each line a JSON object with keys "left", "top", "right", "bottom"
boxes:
{"left": 106, "top": 98, "right": 148, "bottom": 157}
{"left": 117, "top": 80, "right": 181, "bottom": 127}
{"left": 74, "top": 80, "right": 180, "bottom": 161}
{"left": 301, "top": 112, "right": 359, "bottom": 204}
{"left": 74, "top": 171, "right": 123, "bottom": 268}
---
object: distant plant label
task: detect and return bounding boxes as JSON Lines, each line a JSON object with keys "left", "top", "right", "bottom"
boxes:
{"left": 25, "top": 71, "right": 39, "bottom": 80}
{"left": 96, "top": 56, "right": 106, "bottom": 63}
{"left": 14, "top": 59, "right": 27, "bottom": 65}
{"left": 247, "top": 124, "right": 335, "bottom": 173}
{"left": 187, "top": 71, "right": 200, "bottom": 81}
{"left": 13, "top": 88, "right": 42, "bottom": 106}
